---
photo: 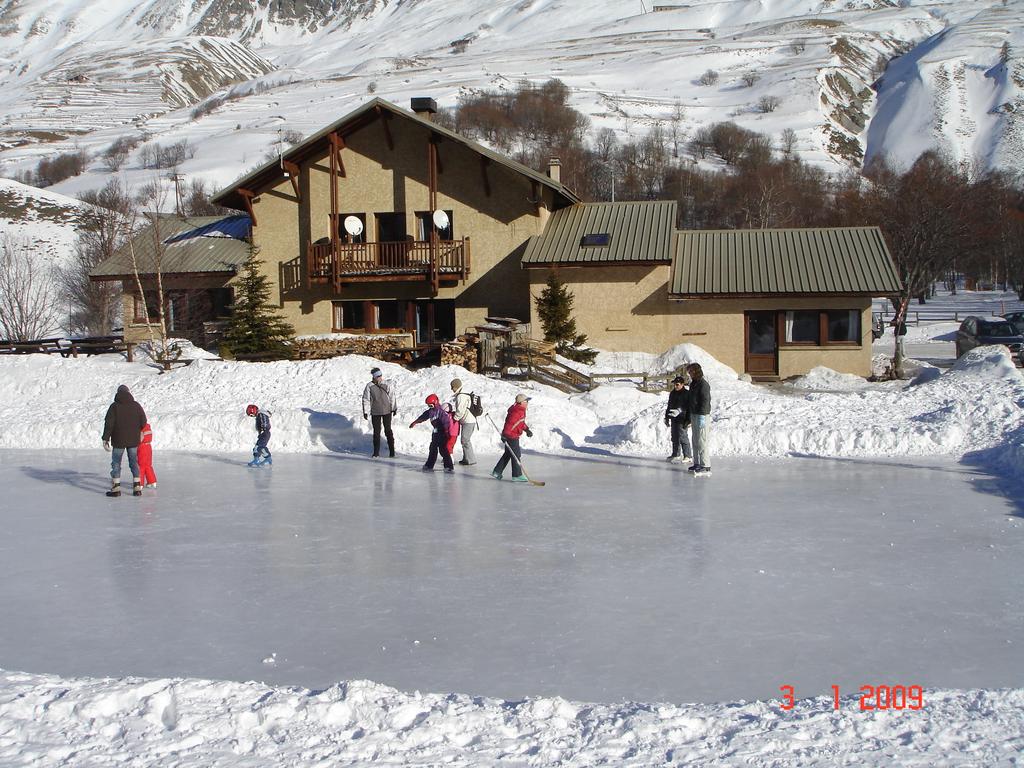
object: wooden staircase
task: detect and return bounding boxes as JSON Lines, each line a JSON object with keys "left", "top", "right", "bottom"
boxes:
{"left": 501, "top": 339, "right": 593, "bottom": 393}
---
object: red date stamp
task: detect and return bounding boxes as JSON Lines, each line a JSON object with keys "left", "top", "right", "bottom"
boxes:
{"left": 779, "top": 685, "right": 924, "bottom": 711}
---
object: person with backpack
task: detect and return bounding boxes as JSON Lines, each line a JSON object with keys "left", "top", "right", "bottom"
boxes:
{"left": 490, "top": 394, "right": 533, "bottom": 482}
{"left": 686, "top": 363, "right": 712, "bottom": 476}
{"left": 449, "top": 378, "right": 478, "bottom": 465}
{"left": 138, "top": 422, "right": 157, "bottom": 488}
{"left": 664, "top": 375, "right": 691, "bottom": 464}
{"left": 102, "top": 384, "right": 148, "bottom": 497}
{"left": 409, "top": 394, "right": 455, "bottom": 472}
{"left": 362, "top": 366, "right": 397, "bottom": 458}
{"left": 246, "top": 404, "right": 272, "bottom": 467}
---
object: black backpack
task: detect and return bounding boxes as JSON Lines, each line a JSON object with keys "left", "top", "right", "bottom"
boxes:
{"left": 468, "top": 392, "right": 484, "bottom": 417}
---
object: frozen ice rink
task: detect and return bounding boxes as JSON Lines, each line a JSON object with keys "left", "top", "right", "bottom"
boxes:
{"left": 2, "top": 449, "right": 1021, "bottom": 705}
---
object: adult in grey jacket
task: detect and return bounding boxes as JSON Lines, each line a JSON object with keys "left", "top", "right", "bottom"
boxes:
{"left": 362, "top": 367, "right": 397, "bottom": 457}
{"left": 686, "top": 363, "right": 712, "bottom": 475}
{"left": 450, "top": 377, "right": 477, "bottom": 465}
{"left": 102, "top": 384, "right": 147, "bottom": 495}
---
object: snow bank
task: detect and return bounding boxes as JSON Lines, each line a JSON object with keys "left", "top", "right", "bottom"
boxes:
{"left": 1, "top": 668, "right": 1021, "bottom": 767}
{"left": 1, "top": 343, "right": 1021, "bottom": 472}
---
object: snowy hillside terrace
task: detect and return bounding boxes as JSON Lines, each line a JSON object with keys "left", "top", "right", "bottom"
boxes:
{"left": 0, "top": 0, "right": 1020, "bottom": 207}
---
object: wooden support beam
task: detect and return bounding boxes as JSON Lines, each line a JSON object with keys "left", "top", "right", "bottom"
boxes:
{"left": 329, "top": 133, "right": 346, "bottom": 177}
{"left": 480, "top": 157, "right": 491, "bottom": 197}
{"left": 282, "top": 160, "right": 301, "bottom": 200}
{"left": 238, "top": 188, "right": 258, "bottom": 227}
{"left": 375, "top": 106, "right": 394, "bottom": 150}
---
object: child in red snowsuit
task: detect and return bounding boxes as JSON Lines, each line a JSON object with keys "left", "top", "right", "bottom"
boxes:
{"left": 443, "top": 403, "right": 461, "bottom": 456}
{"left": 138, "top": 422, "right": 157, "bottom": 488}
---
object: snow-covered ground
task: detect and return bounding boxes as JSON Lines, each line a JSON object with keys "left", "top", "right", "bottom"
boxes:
{"left": 2, "top": 292, "right": 1024, "bottom": 764}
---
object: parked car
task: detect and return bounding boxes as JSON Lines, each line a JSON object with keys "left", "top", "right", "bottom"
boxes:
{"left": 954, "top": 316, "right": 1024, "bottom": 358}
{"left": 1002, "top": 311, "right": 1024, "bottom": 335}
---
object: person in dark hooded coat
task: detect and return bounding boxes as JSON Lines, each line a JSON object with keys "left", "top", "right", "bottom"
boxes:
{"left": 102, "top": 384, "right": 147, "bottom": 496}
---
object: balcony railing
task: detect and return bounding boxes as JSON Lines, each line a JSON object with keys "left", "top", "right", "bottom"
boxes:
{"left": 308, "top": 238, "right": 470, "bottom": 291}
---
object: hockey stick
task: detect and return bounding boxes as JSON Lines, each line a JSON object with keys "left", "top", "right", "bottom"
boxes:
{"left": 485, "top": 413, "right": 545, "bottom": 487}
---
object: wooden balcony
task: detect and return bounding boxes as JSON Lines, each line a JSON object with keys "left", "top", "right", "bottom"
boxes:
{"left": 308, "top": 238, "right": 470, "bottom": 294}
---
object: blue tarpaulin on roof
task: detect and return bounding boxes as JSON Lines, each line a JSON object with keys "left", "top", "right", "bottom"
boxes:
{"left": 164, "top": 215, "right": 251, "bottom": 244}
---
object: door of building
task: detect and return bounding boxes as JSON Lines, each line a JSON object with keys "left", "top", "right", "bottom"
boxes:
{"left": 744, "top": 311, "right": 778, "bottom": 376}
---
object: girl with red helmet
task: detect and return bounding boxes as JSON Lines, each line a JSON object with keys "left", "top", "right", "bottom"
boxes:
{"left": 408, "top": 394, "right": 454, "bottom": 472}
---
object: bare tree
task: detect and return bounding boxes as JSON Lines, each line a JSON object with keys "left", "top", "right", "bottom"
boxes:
{"left": 779, "top": 127, "right": 798, "bottom": 155}
{"left": 123, "top": 180, "right": 180, "bottom": 365}
{"left": 697, "top": 69, "right": 720, "bottom": 86}
{"left": 741, "top": 72, "right": 760, "bottom": 87}
{"left": 60, "top": 179, "right": 135, "bottom": 335}
{"left": 0, "top": 235, "right": 62, "bottom": 340}
{"left": 757, "top": 95, "right": 781, "bottom": 113}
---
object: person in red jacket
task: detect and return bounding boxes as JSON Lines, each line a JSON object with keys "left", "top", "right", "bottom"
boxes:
{"left": 138, "top": 422, "right": 157, "bottom": 488}
{"left": 490, "top": 393, "right": 533, "bottom": 482}
{"left": 442, "top": 402, "right": 460, "bottom": 457}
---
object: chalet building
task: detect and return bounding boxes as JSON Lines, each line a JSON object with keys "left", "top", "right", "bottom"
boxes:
{"left": 523, "top": 202, "right": 901, "bottom": 378}
{"left": 90, "top": 213, "right": 251, "bottom": 347}
{"left": 94, "top": 96, "right": 901, "bottom": 380}
{"left": 210, "top": 97, "right": 579, "bottom": 344}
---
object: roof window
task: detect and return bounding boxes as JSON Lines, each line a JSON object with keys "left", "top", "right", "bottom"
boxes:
{"left": 580, "top": 233, "right": 611, "bottom": 247}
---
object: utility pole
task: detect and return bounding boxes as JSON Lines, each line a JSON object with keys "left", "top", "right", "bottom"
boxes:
{"left": 167, "top": 173, "right": 184, "bottom": 216}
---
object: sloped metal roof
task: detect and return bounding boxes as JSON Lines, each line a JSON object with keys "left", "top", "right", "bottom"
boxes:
{"left": 522, "top": 200, "right": 677, "bottom": 265}
{"left": 90, "top": 214, "right": 252, "bottom": 279}
{"left": 669, "top": 226, "right": 902, "bottom": 296}
{"left": 212, "top": 98, "right": 580, "bottom": 211}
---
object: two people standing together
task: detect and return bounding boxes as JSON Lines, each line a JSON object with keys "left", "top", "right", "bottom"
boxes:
{"left": 664, "top": 362, "right": 712, "bottom": 476}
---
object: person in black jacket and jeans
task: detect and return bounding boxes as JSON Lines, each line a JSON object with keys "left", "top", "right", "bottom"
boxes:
{"left": 102, "top": 384, "right": 147, "bottom": 496}
{"left": 686, "top": 363, "right": 712, "bottom": 475}
{"left": 664, "top": 375, "right": 691, "bottom": 464}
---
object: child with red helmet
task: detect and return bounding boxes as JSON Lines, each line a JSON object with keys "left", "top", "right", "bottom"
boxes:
{"left": 246, "top": 404, "right": 272, "bottom": 467}
{"left": 138, "top": 422, "right": 157, "bottom": 488}
{"left": 408, "top": 394, "right": 454, "bottom": 472}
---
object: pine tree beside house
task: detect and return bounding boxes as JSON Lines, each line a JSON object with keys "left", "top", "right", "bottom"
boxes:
{"left": 221, "top": 243, "right": 295, "bottom": 358}
{"left": 534, "top": 270, "right": 597, "bottom": 364}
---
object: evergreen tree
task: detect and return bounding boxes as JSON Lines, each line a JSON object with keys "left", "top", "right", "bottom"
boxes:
{"left": 534, "top": 270, "right": 597, "bottom": 364}
{"left": 221, "top": 243, "right": 295, "bottom": 358}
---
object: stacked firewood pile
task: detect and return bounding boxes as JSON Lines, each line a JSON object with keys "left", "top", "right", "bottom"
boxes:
{"left": 292, "top": 335, "right": 405, "bottom": 360}
{"left": 441, "top": 338, "right": 479, "bottom": 372}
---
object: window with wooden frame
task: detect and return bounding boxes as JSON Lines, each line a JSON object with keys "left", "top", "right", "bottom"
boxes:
{"left": 415, "top": 210, "right": 453, "bottom": 241}
{"left": 825, "top": 309, "right": 861, "bottom": 344}
{"left": 333, "top": 213, "right": 367, "bottom": 244}
{"left": 781, "top": 310, "right": 862, "bottom": 346}
{"left": 132, "top": 290, "right": 161, "bottom": 324}
{"left": 331, "top": 301, "right": 367, "bottom": 332}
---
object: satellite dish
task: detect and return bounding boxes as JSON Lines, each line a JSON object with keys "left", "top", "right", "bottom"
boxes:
{"left": 432, "top": 209, "right": 450, "bottom": 230}
{"left": 343, "top": 216, "right": 364, "bottom": 237}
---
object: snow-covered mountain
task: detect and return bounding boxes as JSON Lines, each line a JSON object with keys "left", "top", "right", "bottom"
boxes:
{"left": 0, "top": 0, "right": 1020, "bottom": 203}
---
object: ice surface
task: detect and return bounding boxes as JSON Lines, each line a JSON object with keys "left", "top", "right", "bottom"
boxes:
{"left": 2, "top": 450, "right": 1021, "bottom": 706}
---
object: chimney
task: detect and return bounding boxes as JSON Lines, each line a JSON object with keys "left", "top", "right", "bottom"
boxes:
{"left": 548, "top": 157, "right": 561, "bottom": 184}
{"left": 410, "top": 97, "right": 437, "bottom": 121}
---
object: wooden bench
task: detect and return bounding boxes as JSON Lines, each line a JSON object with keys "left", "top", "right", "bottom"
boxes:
{"left": 0, "top": 338, "right": 66, "bottom": 355}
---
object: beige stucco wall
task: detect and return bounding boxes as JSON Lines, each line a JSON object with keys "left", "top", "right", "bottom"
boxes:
{"left": 248, "top": 114, "right": 557, "bottom": 337}
{"left": 527, "top": 265, "right": 874, "bottom": 377}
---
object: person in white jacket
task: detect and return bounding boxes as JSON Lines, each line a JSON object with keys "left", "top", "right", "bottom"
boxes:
{"left": 449, "top": 378, "right": 477, "bottom": 465}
